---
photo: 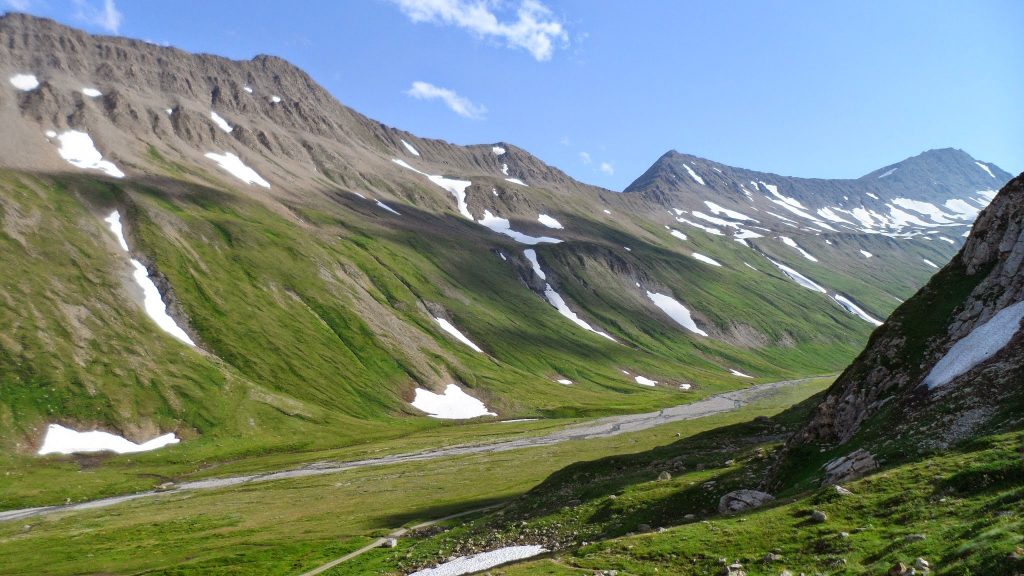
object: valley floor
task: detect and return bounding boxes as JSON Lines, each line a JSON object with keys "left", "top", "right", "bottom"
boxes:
{"left": 0, "top": 378, "right": 832, "bottom": 575}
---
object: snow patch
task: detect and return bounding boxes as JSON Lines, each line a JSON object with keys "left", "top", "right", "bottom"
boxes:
{"left": 270, "top": 95, "right": 281, "bottom": 103}
{"left": 401, "top": 139, "right": 420, "bottom": 156}
{"left": 411, "top": 384, "right": 495, "bottom": 419}
{"left": 556, "top": 379, "right": 572, "bottom": 385}
{"left": 729, "top": 369, "right": 753, "bottom": 378}
{"left": 537, "top": 214, "right": 563, "bottom": 229}
{"left": 210, "top": 111, "right": 233, "bottom": 133}
{"left": 409, "top": 545, "right": 547, "bottom": 576}
{"left": 647, "top": 291, "right": 707, "bottom": 336}
{"left": 892, "top": 198, "right": 952, "bottom": 224}
{"left": 944, "top": 199, "right": 980, "bottom": 219}
{"left": 924, "top": 301, "right": 1024, "bottom": 389}
{"left": 38, "top": 424, "right": 179, "bottom": 456}
{"left": 634, "top": 375, "right": 658, "bottom": 386}
{"left": 8, "top": 73, "right": 38, "bottom": 91}
{"left": 479, "top": 211, "right": 561, "bottom": 245}
{"left": 860, "top": 250, "right": 873, "bottom": 258}
{"left": 670, "top": 229, "right": 688, "bottom": 241}
{"left": 923, "top": 259, "right": 939, "bottom": 269}
{"left": 205, "top": 152, "right": 270, "bottom": 188}
{"left": 434, "top": 317, "right": 483, "bottom": 353}
{"left": 691, "top": 253, "right": 722, "bottom": 267}
{"left": 878, "top": 167, "right": 897, "bottom": 178}
{"left": 704, "top": 201, "right": 756, "bottom": 222}
{"left": 243, "top": 85, "right": 253, "bottom": 93}
{"left": 505, "top": 177, "right": 527, "bottom": 186}
{"left": 55, "top": 131, "right": 125, "bottom": 178}
{"left": 81, "top": 87, "right": 102, "bottom": 98}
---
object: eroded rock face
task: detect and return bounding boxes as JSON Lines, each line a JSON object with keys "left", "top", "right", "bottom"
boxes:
{"left": 718, "top": 489, "right": 774, "bottom": 514}
{"left": 821, "top": 449, "right": 878, "bottom": 486}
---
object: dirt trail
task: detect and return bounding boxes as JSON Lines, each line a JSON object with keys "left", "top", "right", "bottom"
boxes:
{"left": 0, "top": 377, "right": 819, "bottom": 523}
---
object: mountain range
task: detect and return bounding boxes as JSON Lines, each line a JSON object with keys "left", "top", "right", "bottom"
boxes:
{"left": 0, "top": 12, "right": 1013, "bottom": 455}
{"left": 1, "top": 12, "right": 1023, "bottom": 576}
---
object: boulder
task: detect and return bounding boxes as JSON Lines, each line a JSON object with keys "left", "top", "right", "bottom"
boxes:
{"left": 718, "top": 490, "right": 774, "bottom": 514}
{"left": 822, "top": 449, "right": 878, "bottom": 486}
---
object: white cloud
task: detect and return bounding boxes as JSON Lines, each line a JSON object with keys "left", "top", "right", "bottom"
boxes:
{"left": 73, "top": 0, "right": 122, "bottom": 33}
{"left": 579, "top": 151, "right": 592, "bottom": 165}
{"left": 599, "top": 162, "right": 614, "bottom": 175}
{"left": 393, "top": 0, "right": 569, "bottom": 61}
{"left": 5, "top": 0, "right": 31, "bottom": 11}
{"left": 406, "top": 81, "right": 487, "bottom": 119}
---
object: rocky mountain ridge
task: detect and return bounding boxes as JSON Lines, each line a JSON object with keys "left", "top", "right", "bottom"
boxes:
{"left": 775, "top": 172, "right": 1024, "bottom": 487}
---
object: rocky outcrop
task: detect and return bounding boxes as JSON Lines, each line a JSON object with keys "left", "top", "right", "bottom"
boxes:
{"left": 821, "top": 449, "right": 878, "bottom": 486}
{"left": 718, "top": 489, "right": 774, "bottom": 514}
{"left": 776, "top": 173, "right": 1024, "bottom": 483}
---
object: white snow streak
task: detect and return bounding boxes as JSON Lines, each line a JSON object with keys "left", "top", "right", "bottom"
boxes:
{"left": 375, "top": 200, "right": 401, "bottom": 215}
{"left": 210, "top": 111, "right": 233, "bottom": 133}
{"left": 401, "top": 139, "right": 420, "bottom": 156}
{"left": 767, "top": 258, "right": 826, "bottom": 293}
{"left": 682, "top": 163, "right": 705, "bottom": 185}
{"left": 974, "top": 161, "right": 995, "bottom": 178}
{"left": 691, "top": 253, "right": 722, "bottom": 267}
{"left": 433, "top": 317, "right": 483, "bottom": 353}
{"left": 780, "top": 236, "right": 818, "bottom": 262}
{"left": 833, "top": 294, "right": 883, "bottom": 326}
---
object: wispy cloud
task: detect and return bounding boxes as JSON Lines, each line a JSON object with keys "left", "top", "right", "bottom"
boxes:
{"left": 599, "top": 162, "right": 614, "bottom": 175}
{"left": 579, "top": 151, "right": 592, "bottom": 165}
{"left": 406, "top": 81, "right": 487, "bottom": 119}
{"left": 393, "top": 0, "right": 569, "bottom": 61}
{"left": 73, "top": 0, "right": 122, "bottom": 33}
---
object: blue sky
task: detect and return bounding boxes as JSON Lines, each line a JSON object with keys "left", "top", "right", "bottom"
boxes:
{"left": 6, "top": 0, "right": 1022, "bottom": 190}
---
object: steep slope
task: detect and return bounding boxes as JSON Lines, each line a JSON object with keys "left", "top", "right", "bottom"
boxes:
{"left": 0, "top": 13, "right": 1010, "bottom": 463}
{"left": 774, "top": 171, "right": 1024, "bottom": 489}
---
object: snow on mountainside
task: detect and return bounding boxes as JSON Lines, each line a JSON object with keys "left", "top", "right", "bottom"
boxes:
{"left": 0, "top": 12, "right": 1012, "bottom": 456}
{"left": 626, "top": 148, "right": 1010, "bottom": 243}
